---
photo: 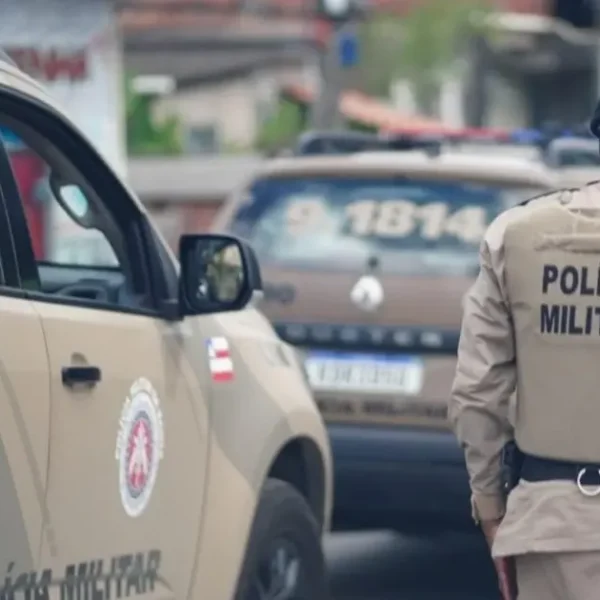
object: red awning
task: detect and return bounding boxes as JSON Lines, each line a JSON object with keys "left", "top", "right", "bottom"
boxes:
{"left": 283, "top": 83, "right": 510, "bottom": 140}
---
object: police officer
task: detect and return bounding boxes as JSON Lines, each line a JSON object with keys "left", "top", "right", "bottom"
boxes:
{"left": 449, "top": 106, "right": 600, "bottom": 599}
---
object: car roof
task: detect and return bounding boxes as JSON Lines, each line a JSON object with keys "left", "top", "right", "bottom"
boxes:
{"left": 0, "top": 53, "right": 60, "bottom": 111}
{"left": 257, "top": 150, "right": 557, "bottom": 188}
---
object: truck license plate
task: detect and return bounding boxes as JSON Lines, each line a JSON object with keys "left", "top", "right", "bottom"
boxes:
{"left": 304, "top": 351, "right": 423, "bottom": 395}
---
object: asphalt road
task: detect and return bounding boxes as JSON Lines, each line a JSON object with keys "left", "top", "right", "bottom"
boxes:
{"left": 326, "top": 531, "right": 500, "bottom": 600}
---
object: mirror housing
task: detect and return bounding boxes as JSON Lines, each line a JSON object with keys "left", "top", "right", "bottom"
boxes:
{"left": 178, "top": 234, "right": 262, "bottom": 316}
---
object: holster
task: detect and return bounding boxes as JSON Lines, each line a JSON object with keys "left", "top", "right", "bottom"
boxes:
{"left": 501, "top": 440, "right": 524, "bottom": 499}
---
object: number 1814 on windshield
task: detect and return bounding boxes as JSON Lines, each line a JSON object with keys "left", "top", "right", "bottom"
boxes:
{"left": 285, "top": 198, "right": 489, "bottom": 244}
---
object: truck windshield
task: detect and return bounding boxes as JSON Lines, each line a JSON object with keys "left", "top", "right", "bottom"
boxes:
{"left": 229, "top": 176, "right": 545, "bottom": 276}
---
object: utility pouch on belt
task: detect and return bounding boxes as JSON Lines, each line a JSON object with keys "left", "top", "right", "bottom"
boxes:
{"left": 501, "top": 441, "right": 524, "bottom": 498}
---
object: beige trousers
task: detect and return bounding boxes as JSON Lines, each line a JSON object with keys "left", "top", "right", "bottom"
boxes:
{"left": 517, "top": 551, "right": 600, "bottom": 599}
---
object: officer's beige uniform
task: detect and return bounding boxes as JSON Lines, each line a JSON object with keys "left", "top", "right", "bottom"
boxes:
{"left": 449, "top": 182, "right": 600, "bottom": 599}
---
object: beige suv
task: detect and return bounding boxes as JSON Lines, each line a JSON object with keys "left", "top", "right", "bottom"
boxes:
{"left": 0, "top": 57, "right": 332, "bottom": 600}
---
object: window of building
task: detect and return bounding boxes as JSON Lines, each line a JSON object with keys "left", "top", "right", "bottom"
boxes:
{"left": 184, "top": 125, "right": 218, "bottom": 155}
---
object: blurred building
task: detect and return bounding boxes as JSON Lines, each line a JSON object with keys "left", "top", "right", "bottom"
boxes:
{"left": 121, "top": 0, "right": 321, "bottom": 152}
{"left": 0, "top": 0, "right": 127, "bottom": 264}
{"left": 119, "top": 0, "right": 600, "bottom": 248}
{"left": 0, "top": 0, "right": 127, "bottom": 175}
{"left": 461, "top": 0, "right": 599, "bottom": 129}
{"left": 374, "top": 0, "right": 598, "bottom": 130}
{"left": 128, "top": 154, "right": 263, "bottom": 248}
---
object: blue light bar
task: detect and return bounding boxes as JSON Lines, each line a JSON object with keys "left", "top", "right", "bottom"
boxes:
{"left": 509, "top": 129, "right": 545, "bottom": 144}
{"left": 508, "top": 127, "right": 594, "bottom": 145}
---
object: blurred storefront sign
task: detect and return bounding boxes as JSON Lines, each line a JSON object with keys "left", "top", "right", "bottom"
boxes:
{"left": 5, "top": 47, "right": 88, "bottom": 82}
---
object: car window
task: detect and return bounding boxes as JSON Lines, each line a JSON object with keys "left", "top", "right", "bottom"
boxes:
{"left": 0, "top": 121, "right": 149, "bottom": 311}
{"left": 2, "top": 127, "right": 118, "bottom": 266}
{"left": 227, "top": 176, "right": 546, "bottom": 276}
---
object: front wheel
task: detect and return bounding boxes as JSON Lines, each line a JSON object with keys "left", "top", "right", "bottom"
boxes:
{"left": 234, "top": 479, "right": 329, "bottom": 600}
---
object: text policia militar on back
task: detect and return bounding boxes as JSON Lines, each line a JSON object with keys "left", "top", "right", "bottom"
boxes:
{"left": 541, "top": 264, "right": 600, "bottom": 335}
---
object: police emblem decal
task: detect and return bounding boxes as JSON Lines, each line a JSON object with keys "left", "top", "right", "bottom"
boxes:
{"left": 115, "top": 378, "right": 165, "bottom": 518}
{"left": 350, "top": 275, "right": 384, "bottom": 312}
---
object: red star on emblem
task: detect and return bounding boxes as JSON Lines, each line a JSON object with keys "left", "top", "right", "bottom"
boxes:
{"left": 126, "top": 416, "right": 153, "bottom": 493}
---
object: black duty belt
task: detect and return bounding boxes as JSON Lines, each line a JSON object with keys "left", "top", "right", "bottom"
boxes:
{"left": 521, "top": 453, "right": 600, "bottom": 497}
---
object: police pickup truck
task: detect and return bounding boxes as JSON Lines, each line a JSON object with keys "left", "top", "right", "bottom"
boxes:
{"left": 0, "top": 53, "right": 332, "bottom": 600}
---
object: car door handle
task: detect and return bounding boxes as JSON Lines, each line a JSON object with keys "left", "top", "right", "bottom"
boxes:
{"left": 62, "top": 366, "right": 102, "bottom": 387}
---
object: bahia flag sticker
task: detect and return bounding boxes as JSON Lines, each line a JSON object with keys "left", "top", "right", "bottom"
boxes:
{"left": 207, "top": 337, "right": 235, "bottom": 382}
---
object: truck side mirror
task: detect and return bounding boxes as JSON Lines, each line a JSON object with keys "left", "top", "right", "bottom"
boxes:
{"left": 178, "top": 234, "right": 262, "bottom": 316}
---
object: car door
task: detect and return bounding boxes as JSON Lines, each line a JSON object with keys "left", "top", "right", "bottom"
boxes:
{"left": 0, "top": 164, "right": 50, "bottom": 576}
{"left": 0, "top": 93, "right": 210, "bottom": 599}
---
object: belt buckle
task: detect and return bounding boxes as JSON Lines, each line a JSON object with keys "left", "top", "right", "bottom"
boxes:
{"left": 576, "top": 467, "right": 600, "bottom": 497}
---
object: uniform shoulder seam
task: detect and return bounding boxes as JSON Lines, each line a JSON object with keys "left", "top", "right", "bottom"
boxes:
{"left": 484, "top": 189, "right": 561, "bottom": 250}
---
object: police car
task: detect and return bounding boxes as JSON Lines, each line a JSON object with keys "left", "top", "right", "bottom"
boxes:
{"left": 211, "top": 130, "right": 557, "bottom": 534}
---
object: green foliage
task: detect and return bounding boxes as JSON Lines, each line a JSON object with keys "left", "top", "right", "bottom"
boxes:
{"left": 359, "top": 17, "right": 405, "bottom": 99}
{"left": 125, "top": 74, "right": 183, "bottom": 156}
{"left": 360, "top": 0, "right": 493, "bottom": 112}
{"left": 255, "top": 98, "right": 306, "bottom": 152}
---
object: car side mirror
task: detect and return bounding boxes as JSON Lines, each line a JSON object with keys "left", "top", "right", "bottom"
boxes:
{"left": 178, "top": 234, "right": 262, "bottom": 316}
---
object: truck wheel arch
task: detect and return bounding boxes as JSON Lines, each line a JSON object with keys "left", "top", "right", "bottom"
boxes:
{"left": 267, "top": 436, "right": 327, "bottom": 529}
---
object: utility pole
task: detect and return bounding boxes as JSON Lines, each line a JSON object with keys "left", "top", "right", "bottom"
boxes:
{"left": 309, "top": 0, "right": 360, "bottom": 130}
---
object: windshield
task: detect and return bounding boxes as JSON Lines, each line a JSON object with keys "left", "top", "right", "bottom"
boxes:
{"left": 228, "top": 176, "right": 545, "bottom": 276}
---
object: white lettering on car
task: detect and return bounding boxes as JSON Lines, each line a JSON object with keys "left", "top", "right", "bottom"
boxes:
{"left": 283, "top": 197, "right": 489, "bottom": 243}
{"left": 283, "top": 197, "right": 329, "bottom": 234}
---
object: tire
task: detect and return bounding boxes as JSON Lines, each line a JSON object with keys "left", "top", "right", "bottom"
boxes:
{"left": 234, "top": 478, "right": 329, "bottom": 600}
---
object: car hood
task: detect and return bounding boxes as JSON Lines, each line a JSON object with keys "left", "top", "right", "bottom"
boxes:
{"left": 257, "top": 266, "right": 473, "bottom": 328}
